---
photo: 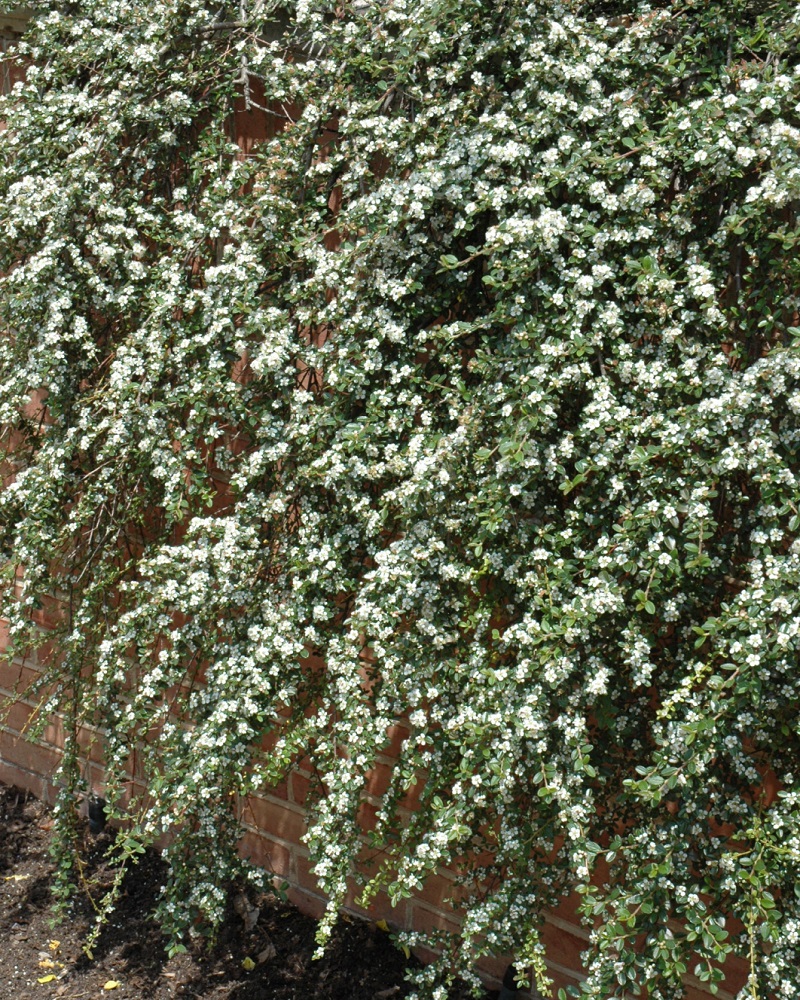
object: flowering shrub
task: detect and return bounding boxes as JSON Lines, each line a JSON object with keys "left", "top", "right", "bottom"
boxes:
{"left": 2, "top": 0, "right": 800, "bottom": 996}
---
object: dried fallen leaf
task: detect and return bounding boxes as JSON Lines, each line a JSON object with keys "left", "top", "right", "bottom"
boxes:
{"left": 241, "top": 957, "right": 256, "bottom": 971}
{"left": 256, "top": 939, "right": 277, "bottom": 964}
{"left": 4, "top": 873, "right": 31, "bottom": 882}
{"left": 103, "top": 981, "right": 121, "bottom": 991}
{"left": 38, "top": 959, "right": 56, "bottom": 969}
{"left": 37, "top": 975, "right": 56, "bottom": 984}
{"left": 48, "top": 940, "right": 61, "bottom": 952}
{"left": 233, "top": 892, "right": 260, "bottom": 932}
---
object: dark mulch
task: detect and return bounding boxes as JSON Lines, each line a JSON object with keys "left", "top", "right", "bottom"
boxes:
{"left": 0, "top": 783, "right": 480, "bottom": 1000}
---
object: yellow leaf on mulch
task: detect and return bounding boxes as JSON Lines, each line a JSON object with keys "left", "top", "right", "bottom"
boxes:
{"left": 37, "top": 975, "right": 56, "bottom": 984}
{"left": 375, "top": 919, "right": 389, "bottom": 932}
{"left": 38, "top": 959, "right": 56, "bottom": 969}
{"left": 242, "top": 957, "right": 256, "bottom": 971}
{"left": 4, "top": 873, "right": 31, "bottom": 881}
{"left": 103, "top": 981, "right": 121, "bottom": 991}
{"left": 48, "top": 940, "right": 60, "bottom": 952}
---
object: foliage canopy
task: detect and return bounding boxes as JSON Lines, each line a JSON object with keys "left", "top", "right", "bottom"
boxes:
{"left": 2, "top": 1, "right": 800, "bottom": 997}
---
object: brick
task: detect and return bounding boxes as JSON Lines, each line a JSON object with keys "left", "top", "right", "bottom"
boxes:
{"left": 239, "top": 830, "right": 293, "bottom": 880}
{"left": 30, "top": 594, "right": 65, "bottom": 631}
{"left": 541, "top": 921, "right": 589, "bottom": 975}
{"left": 125, "top": 745, "right": 147, "bottom": 782}
{"left": 364, "top": 761, "right": 393, "bottom": 800}
{"left": 294, "top": 850, "right": 398, "bottom": 929}
{"left": 246, "top": 794, "right": 306, "bottom": 845}
{"left": 473, "top": 953, "right": 516, "bottom": 987}
{"left": 408, "top": 944, "right": 442, "bottom": 968}
{"left": 383, "top": 723, "right": 410, "bottom": 757}
{"left": 41, "top": 714, "right": 66, "bottom": 750}
{"left": 0, "top": 729, "right": 62, "bottom": 779}
{"left": 286, "top": 885, "right": 328, "bottom": 920}
{"left": 357, "top": 800, "right": 380, "bottom": 834}
{"left": 550, "top": 891, "right": 584, "bottom": 927}
{"left": 0, "top": 658, "right": 41, "bottom": 695}
{"left": 297, "top": 652, "right": 325, "bottom": 675}
{"left": 415, "top": 872, "right": 461, "bottom": 912}
{"left": 292, "top": 753, "right": 314, "bottom": 774}
{"left": 343, "top": 882, "right": 410, "bottom": 928}
{"left": 256, "top": 729, "right": 280, "bottom": 755}
{"left": 85, "top": 762, "right": 109, "bottom": 797}
{"left": 33, "top": 638, "right": 62, "bottom": 669}
{"left": 209, "top": 481, "right": 234, "bottom": 516}
{"left": 0, "top": 757, "right": 48, "bottom": 799}
{"left": 294, "top": 850, "right": 321, "bottom": 895}
{"left": 1, "top": 697, "right": 33, "bottom": 734}
{"left": 407, "top": 902, "right": 461, "bottom": 938}
{"left": 2, "top": 698, "right": 56, "bottom": 741}
{"left": 286, "top": 853, "right": 328, "bottom": 918}
{"left": 289, "top": 768, "right": 313, "bottom": 807}
{"left": 264, "top": 777, "right": 290, "bottom": 801}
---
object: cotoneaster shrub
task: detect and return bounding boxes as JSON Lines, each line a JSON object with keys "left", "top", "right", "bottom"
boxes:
{"left": 2, "top": 1, "right": 800, "bottom": 997}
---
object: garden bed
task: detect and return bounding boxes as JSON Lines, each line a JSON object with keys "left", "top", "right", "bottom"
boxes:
{"left": 0, "top": 782, "right": 476, "bottom": 1000}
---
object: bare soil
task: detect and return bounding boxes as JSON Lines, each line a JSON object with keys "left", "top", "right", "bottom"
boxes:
{"left": 0, "top": 783, "right": 479, "bottom": 1000}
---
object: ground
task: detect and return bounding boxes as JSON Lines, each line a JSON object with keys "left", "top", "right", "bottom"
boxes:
{"left": 0, "top": 783, "right": 479, "bottom": 1000}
